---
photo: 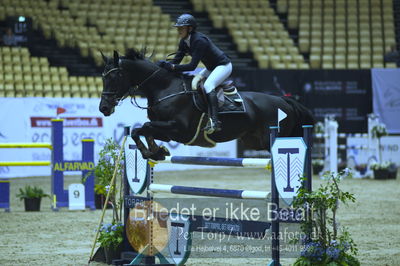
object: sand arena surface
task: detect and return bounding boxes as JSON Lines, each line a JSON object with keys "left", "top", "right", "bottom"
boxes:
{"left": 0, "top": 169, "right": 399, "bottom": 266}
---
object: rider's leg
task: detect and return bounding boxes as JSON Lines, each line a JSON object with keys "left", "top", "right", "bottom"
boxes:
{"left": 203, "top": 62, "right": 232, "bottom": 134}
{"left": 191, "top": 68, "right": 210, "bottom": 90}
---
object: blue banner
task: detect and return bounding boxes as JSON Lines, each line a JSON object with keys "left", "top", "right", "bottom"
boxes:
{"left": 372, "top": 69, "right": 400, "bottom": 134}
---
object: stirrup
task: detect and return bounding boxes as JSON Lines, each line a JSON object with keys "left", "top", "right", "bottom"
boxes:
{"left": 204, "top": 118, "right": 221, "bottom": 134}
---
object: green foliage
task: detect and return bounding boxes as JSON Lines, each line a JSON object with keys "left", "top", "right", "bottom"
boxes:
{"left": 371, "top": 124, "right": 387, "bottom": 139}
{"left": 312, "top": 159, "right": 324, "bottom": 166}
{"left": 89, "top": 138, "right": 125, "bottom": 248}
{"left": 16, "top": 185, "right": 49, "bottom": 200}
{"left": 370, "top": 161, "right": 395, "bottom": 170}
{"left": 97, "top": 222, "right": 124, "bottom": 249}
{"left": 292, "top": 171, "right": 360, "bottom": 266}
{"left": 92, "top": 138, "right": 124, "bottom": 196}
{"left": 314, "top": 122, "right": 325, "bottom": 134}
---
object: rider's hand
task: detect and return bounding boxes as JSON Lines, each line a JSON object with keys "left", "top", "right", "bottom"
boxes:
{"left": 163, "top": 61, "right": 175, "bottom": 71}
{"left": 156, "top": 60, "right": 167, "bottom": 67}
{"left": 191, "top": 74, "right": 204, "bottom": 90}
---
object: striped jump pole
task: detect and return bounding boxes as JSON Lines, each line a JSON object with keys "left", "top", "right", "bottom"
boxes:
{"left": 0, "top": 143, "right": 52, "bottom": 167}
{"left": 0, "top": 161, "right": 51, "bottom": 166}
{"left": 149, "top": 184, "right": 270, "bottom": 199}
{"left": 155, "top": 156, "right": 271, "bottom": 168}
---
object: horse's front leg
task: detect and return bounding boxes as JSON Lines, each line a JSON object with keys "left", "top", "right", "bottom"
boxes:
{"left": 131, "top": 121, "right": 177, "bottom": 160}
{"left": 145, "top": 135, "right": 171, "bottom": 161}
{"left": 130, "top": 127, "right": 154, "bottom": 159}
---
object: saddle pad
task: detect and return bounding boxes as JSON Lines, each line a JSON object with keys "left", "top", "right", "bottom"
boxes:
{"left": 192, "top": 91, "right": 246, "bottom": 114}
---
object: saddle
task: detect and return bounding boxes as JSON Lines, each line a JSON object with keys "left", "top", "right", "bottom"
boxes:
{"left": 185, "top": 78, "right": 246, "bottom": 148}
{"left": 193, "top": 79, "right": 245, "bottom": 114}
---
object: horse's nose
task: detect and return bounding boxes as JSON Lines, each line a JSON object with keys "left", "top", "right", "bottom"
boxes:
{"left": 99, "top": 105, "right": 110, "bottom": 115}
{"left": 100, "top": 106, "right": 107, "bottom": 113}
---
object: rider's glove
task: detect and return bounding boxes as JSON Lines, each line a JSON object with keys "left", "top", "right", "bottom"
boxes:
{"left": 191, "top": 74, "right": 204, "bottom": 90}
{"left": 163, "top": 61, "right": 175, "bottom": 71}
{"left": 156, "top": 60, "right": 167, "bottom": 67}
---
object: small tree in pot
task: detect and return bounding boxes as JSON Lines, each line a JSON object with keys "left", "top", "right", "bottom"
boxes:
{"left": 16, "top": 185, "right": 49, "bottom": 211}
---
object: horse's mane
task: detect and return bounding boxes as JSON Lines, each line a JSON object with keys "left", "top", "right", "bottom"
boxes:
{"left": 125, "top": 48, "right": 147, "bottom": 60}
{"left": 125, "top": 47, "right": 158, "bottom": 62}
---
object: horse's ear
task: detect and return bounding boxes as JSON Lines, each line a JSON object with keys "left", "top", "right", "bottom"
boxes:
{"left": 113, "top": 50, "right": 119, "bottom": 67}
{"left": 100, "top": 50, "right": 107, "bottom": 63}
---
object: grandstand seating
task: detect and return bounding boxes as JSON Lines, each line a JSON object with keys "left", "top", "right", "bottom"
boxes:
{"left": 191, "top": 0, "right": 309, "bottom": 69}
{"left": 0, "top": 0, "right": 195, "bottom": 66}
{"left": 0, "top": 0, "right": 399, "bottom": 97}
{"left": 0, "top": 46, "right": 102, "bottom": 98}
{"left": 192, "top": 0, "right": 398, "bottom": 69}
{"left": 280, "top": 0, "right": 398, "bottom": 69}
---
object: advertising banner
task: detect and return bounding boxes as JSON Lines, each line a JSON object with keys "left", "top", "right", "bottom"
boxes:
{"left": 232, "top": 69, "right": 372, "bottom": 133}
{"left": 371, "top": 68, "right": 400, "bottom": 134}
{"left": 347, "top": 136, "right": 400, "bottom": 165}
{"left": 0, "top": 97, "right": 236, "bottom": 178}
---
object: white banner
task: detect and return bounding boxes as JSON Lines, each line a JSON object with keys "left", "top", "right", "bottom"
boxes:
{"left": 0, "top": 97, "right": 236, "bottom": 178}
{"left": 371, "top": 68, "right": 400, "bottom": 133}
{"left": 347, "top": 136, "right": 400, "bottom": 165}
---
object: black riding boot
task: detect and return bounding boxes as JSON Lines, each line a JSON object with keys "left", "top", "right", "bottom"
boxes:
{"left": 204, "top": 90, "right": 222, "bottom": 134}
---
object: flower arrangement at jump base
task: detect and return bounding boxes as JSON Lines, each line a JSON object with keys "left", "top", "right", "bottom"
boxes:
{"left": 97, "top": 222, "right": 124, "bottom": 250}
{"left": 370, "top": 123, "right": 387, "bottom": 139}
{"left": 87, "top": 138, "right": 125, "bottom": 264}
{"left": 292, "top": 170, "right": 360, "bottom": 266}
{"left": 369, "top": 123, "right": 397, "bottom": 179}
{"left": 370, "top": 161, "right": 397, "bottom": 179}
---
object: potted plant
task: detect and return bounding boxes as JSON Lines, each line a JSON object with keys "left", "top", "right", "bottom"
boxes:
{"left": 88, "top": 138, "right": 125, "bottom": 264}
{"left": 292, "top": 170, "right": 360, "bottom": 266}
{"left": 16, "top": 185, "right": 49, "bottom": 211}
{"left": 97, "top": 222, "right": 124, "bottom": 264}
{"left": 312, "top": 159, "right": 324, "bottom": 175}
{"left": 370, "top": 161, "right": 397, "bottom": 179}
{"left": 369, "top": 123, "right": 397, "bottom": 179}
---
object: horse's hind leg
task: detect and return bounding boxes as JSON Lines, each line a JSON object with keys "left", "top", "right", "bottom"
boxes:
{"left": 239, "top": 128, "right": 271, "bottom": 151}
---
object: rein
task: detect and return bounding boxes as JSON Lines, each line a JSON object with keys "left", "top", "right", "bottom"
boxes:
{"left": 130, "top": 70, "right": 194, "bottom": 110}
{"left": 129, "top": 69, "right": 161, "bottom": 109}
{"left": 102, "top": 65, "right": 194, "bottom": 110}
{"left": 152, "top": 76, "right": 192, "bottom": 106}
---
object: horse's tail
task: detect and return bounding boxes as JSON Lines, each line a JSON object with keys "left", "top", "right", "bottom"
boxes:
{"left": 282, "top": 96, "right": 315, "bottom": 135}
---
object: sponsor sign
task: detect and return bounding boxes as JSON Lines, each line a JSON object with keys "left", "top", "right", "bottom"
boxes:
{"left": 0, "top": 97, "right": 237, "bottom": 177}
{"left": 125, "top": 138, "right": 147, "bottom": 194}
{"left": 271, "top": 138, "right": 307, "bottom": 206}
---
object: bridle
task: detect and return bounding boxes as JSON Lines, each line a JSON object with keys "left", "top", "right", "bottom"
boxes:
{"left": 101, "top": 65, "right": 194, "bottom": 110}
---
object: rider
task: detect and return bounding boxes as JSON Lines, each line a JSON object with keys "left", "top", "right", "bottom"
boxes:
{"left": 161, "top": 14, "right": 232, "bottom": 134}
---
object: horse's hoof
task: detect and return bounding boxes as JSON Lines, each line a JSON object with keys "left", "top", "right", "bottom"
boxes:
{"left": 140, "top": 151, "right": 151, "bottom": 160}
{"left": 150, "top": 146, "right": 170, "bottom": 161}
{"left": 160, "top": 145, "right": 170, "bottom": 156}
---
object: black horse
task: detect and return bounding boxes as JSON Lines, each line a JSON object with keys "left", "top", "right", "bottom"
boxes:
{"left": 99, "top": 49, "right": 314, "bottom": 160}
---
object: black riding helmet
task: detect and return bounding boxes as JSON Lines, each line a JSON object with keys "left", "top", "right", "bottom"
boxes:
{"left": 174, "top": 14, "right": 197, "bottom": 30}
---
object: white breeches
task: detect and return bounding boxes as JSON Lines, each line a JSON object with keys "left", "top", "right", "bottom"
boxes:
{"left": 201, "top": 62, "right": 232, "bottom": 93}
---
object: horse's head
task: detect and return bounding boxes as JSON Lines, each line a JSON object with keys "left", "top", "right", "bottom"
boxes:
{"left": 99, "top": 50, "right": 131, "bottom": 116}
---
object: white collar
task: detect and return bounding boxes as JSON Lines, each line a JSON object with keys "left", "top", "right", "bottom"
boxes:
{"left": 184, "top": 34, "right": 191, "bottom": 46}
